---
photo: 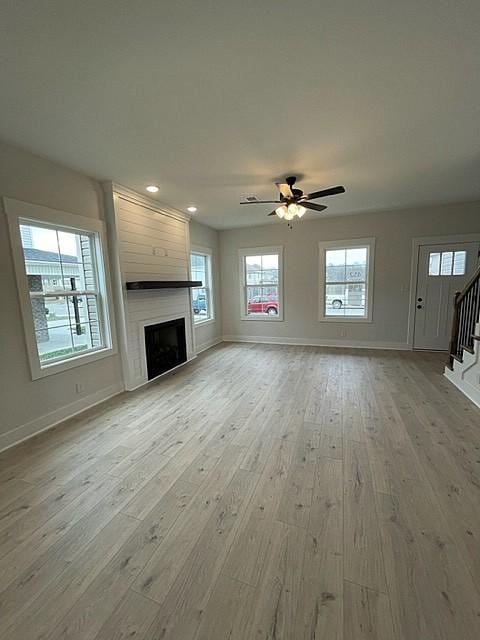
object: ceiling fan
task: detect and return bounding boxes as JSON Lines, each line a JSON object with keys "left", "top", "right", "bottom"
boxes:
{"left": 240, "top": 176, "right": 345, "bottom": 225}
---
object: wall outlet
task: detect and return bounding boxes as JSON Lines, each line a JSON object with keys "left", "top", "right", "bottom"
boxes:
{"left": 75, "top": 382, "right": 85, "bottom": 394}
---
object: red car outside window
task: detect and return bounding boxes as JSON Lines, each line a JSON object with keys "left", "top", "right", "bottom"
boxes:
{"left": 247, "top": 295, "right": 279, "bottom": 315}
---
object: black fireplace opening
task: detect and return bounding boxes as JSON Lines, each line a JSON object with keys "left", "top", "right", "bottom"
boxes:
{"left": 144, "top": 318, "right": 187, "bottom": 380}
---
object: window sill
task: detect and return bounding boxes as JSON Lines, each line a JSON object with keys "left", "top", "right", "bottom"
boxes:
{"left": 241, "top": 315, "right": 284, "bottom": 322}
{"left": 318, "top": 316, "right": 372, "bottom": 323}
{"left": 193, "top": 317, "right": 216, "bottom": 327}
{"left": 31, "top": 345, "right": 116, "bottom": 380}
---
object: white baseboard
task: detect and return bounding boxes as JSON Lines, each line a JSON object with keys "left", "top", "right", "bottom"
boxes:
{"left": 222, "top": 334, "right": 411, "bottom": 351}
{"left": 0, "top": 382, "right": 124, "bottom": 454}
{"left": 195, "top": 336, "right": 223, "bottom": 355}
{"left": 444, "top": 368, "right": 480, "bottom": 408}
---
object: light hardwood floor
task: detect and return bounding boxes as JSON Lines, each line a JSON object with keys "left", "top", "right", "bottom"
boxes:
{"left": 1, "top": 343, "right": 480, "bottom": 639}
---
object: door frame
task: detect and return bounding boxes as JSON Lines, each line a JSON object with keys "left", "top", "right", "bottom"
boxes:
{"left": 407, "top": 233, "right": 480, "bottom": 349}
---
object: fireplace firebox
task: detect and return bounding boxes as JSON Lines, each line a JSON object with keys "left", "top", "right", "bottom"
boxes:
{"left": 144, "top": 318, "right": 187, "bottom": 380}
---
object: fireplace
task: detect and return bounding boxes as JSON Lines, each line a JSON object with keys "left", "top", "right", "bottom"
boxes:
{"left": 144, "top": 318, "right": 187, "bottom": 380}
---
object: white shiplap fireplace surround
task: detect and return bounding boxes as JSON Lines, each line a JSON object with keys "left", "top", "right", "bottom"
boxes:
{"left": 103, "top": 183, "right": 195, "bottom": 390}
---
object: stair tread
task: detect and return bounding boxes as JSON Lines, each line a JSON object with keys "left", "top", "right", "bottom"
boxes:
{"left": 462, "top": 345, "right": 475, "bottom": 355}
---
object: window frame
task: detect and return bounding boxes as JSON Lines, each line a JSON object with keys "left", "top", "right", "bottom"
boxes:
{"left": 238, "top": 246, "right": 284, "bottom": 321}
{"left": 190, "top": 246, "right": 215, "bottom": 326}
{"left": 4, "top": 197, "right": 116, "bottom": 380}
{"left": 318, "top": 237, "right": 375, "bottom": 323}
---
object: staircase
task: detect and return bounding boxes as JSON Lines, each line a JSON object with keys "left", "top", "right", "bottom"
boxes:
{"left": 445, "top": 264, "right": 480, "bottom": 407}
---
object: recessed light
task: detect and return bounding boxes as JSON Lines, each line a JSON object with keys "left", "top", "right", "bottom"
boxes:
{"left": 187, "top": 206, "right": 197, "bottom": 213}
{"left": 146, "top": 185, "right": 159, "bottom": 193}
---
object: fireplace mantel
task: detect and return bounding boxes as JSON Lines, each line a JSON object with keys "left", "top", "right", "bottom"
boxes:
{"left": 126, "top": 280, "right": 202, "bottom": 291}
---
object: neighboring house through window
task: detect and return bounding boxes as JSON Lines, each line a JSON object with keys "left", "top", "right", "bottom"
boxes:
{"left": 190, "top": 249, "right": 213, "bottom": 324}
{"left": 5, "top": 198, "right": 115, "bottom": 379}
{"left": 319, "top": 238, "right": 375, "bottom": 322}
{"left": 239, "top": 246, "right": 283, "bottom": 320}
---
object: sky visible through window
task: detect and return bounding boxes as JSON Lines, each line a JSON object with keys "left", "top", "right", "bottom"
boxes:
{"left": 22, "top": 225, "right": 78, "bottom": 255}
{"left": 326, "top": 247, "right": 366, "bottom": 267}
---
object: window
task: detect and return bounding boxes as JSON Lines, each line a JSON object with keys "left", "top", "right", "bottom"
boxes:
{"left": 5, "top": 198, "right": 114, "bottom": 379}
{"left": 319, "top": 238, "right": 375, "bottom": 322}
{"left": 239, "top": 246, "right": 283, "bottom": 320}
{"left": 428, "top": 250, "right": 466, "bottom": 276}
{"left": 190, "top": 249, "right": 213, "bottom": 324}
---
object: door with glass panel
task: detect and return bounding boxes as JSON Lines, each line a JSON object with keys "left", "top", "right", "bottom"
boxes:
{"left": 413, "top": 242, "right": 479, "bottom": 350}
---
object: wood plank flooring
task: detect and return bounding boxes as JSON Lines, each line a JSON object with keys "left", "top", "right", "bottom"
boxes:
{"left": 0, "top": 343, "right": 480, "bottom": 639}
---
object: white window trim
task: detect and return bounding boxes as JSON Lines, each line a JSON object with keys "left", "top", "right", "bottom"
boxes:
{"left": 318, "top": 237, "right": 375, "bottom": 323}
{"left": 238, "top": 245, "right": 284, "bottom": 321}
{"left": 190, "top": 245, "right": 215, "bottom": 326}
{"left": 4, "top": 197, "right": 117, "bottom": 380}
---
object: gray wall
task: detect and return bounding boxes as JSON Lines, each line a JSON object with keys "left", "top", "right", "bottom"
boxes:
{"left": 0, "top": 141, "right": 123, "bottom": 444}
{"left": 189, "top": 220, "right": 222, "bottom": 351}
{"left": 1, "top": 138, "right": 479, "bottom": 446}
{"left": 219, "top": 202, "right": 480, "bottom": 347}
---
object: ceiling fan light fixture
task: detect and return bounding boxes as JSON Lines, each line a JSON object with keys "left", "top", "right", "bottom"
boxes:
{"left": 296, "top": 205, "right": 306, "bottom": 218}
{"left": 275, "top": 202, "right": 307, "bottom": 221}
{"left": 287, "top": 203, "right": 306, "bottom": 217}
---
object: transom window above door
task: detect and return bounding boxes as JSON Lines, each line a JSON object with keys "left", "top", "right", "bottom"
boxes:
{"left": 319, "top": 238, "right": 375, "bottom": 322}
{"left": 239, "top": 246, "right": 283, "bottom": 320}
{"left": 428, "top": 250, "right": 467, "bottom": 276}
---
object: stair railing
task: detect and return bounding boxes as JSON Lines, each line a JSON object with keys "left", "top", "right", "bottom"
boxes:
{"left": 448, "top": 263, "right": 480, "bottom": 369}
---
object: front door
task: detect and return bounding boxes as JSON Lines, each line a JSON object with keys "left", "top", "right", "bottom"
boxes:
{"left": 414, "top": 242, "right": 479, "bottom": 350}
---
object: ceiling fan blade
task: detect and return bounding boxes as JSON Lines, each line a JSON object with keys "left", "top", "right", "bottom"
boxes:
{"left": 240, "top": 200, "right": 282, "bottom": 205}
{"left": 302, "top": 202, "right": 328, "bottom": 212}
{"left": 306, "top": 185, "right": 345, "bottom": 200}
{"left": 276, "top": 183, "right": 293, "bottom": 199}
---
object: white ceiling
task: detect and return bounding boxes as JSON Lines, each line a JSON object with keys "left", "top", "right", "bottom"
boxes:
{"left": 1, "top": 1, "right": 479, "bottom": 229}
